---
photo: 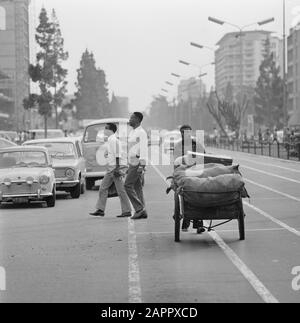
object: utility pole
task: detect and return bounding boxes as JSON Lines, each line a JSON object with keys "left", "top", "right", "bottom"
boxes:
{"left": 283, "top": 0, "right": 288, "bottom": 126}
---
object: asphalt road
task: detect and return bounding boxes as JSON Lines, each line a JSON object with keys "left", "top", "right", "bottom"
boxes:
{"left": 1, "top": 147, "right": 300, "bottom": 303}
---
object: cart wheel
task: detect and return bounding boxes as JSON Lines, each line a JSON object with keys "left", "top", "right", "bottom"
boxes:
{"left": 238, "top": 208, "right": 245, "bottom": 241}
{"left": 174, "top": 193, "right": 181, "bottom": 243}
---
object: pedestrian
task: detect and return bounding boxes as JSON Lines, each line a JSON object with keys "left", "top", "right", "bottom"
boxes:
{"left": 125, "top": 112, "right": 148, "bottom": 220}
{"left": 89, "top": 123, "right": 132, "bottom": 218}
{"left": 273, "top": 127, "right": 278, "bottom": 144}
{"left": 258, "top": 128, "right": 263, "bottom": 144}
{"left": 173, "top": 125, "right": 205, "bottom": 234}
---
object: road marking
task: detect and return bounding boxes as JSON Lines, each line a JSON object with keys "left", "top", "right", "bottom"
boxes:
{"left": 151, "top": 164, "right": 279, "bottom": 304}
{"left": 242, "top": 165, "right": 300, "bottom": 185}
{"left": 208, "top": 147, "right": 300, "bottom": 165}
{"left": 244, "top": 178, "right": 300, "bottom": 203}
{"left": 128, "top": 218, "right": 142, "bottom": 303}
{"left": 206, "top": 228, "right": 279, "bottom": 303}
{"left": 244, "top": 202, "right": 300, "bottom": 238}
{"left": 236, "top": 158, "right": 300, "bottom": 174}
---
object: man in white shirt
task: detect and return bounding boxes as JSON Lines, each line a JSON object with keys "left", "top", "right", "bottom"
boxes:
{"left": 90, "top": 123, "right": 132, "bottom": 218}
{"left": 125, "top": 112, "right": 148, "bottom": 220}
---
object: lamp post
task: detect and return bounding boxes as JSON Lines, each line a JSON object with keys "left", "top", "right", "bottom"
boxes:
{"left": 208, "top": 16, "right": 275, "bottom": 99}
{"left": 283, "top": 0, "right": 288, "bottom": 126}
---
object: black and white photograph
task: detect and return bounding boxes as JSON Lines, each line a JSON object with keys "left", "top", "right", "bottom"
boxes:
{"left": 0, "top": 0, "right": 300, "bottom": 308}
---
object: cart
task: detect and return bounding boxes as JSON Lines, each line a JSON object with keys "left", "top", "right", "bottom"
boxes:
{"left": 173, "top": 186, "right": 245, "bottom": 242}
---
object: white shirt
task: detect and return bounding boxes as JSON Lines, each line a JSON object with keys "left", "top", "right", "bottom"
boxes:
{"left": 128, "top": 126, "right": 148, "bottom": 166}
{"left": 105, "top": 134, "right": 127, "bottom": 171}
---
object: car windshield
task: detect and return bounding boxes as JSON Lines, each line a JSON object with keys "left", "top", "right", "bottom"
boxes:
{"left": 84, "top": 123, "right": 130, "bottom": 143}
{"left": 84, "top": 124, "right": 106, "bottom": 143}
{"left": 0, "top": 151, "right": 48, "bottom": 169}
{"left": 30, "top": 142, "right": 76, "bottom": 159}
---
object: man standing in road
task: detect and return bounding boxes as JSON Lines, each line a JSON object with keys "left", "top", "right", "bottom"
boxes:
{"left": 125, "top": 112, "right": 148, "bottom": 220}
{"left": 90, "top": 123, "right": 132, "bottom": 218}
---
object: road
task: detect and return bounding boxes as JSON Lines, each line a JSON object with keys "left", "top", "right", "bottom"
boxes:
{"left": 1, "top": 147, "right": 300, "bottom": 303}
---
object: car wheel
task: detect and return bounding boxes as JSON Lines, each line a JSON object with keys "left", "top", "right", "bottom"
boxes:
{"left": 70, "top": 182, "right": 81, "bottom": 199}
{"left": 86, "top": 178, "right": 95, "bottom": 190}
{"left": 46, "top": 188, "right": 56, "bottom": 208}
{"left": 80, "top": 179, "right": 85, "bottom": 194}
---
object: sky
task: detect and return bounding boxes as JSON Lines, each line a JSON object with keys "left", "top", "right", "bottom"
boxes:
{"left": 32, "top": 0, "right": 300, "bottom": 112}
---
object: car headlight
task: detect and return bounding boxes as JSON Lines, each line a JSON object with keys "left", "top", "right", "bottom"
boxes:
{"left": 26, "top": 177, "right": 34, "bottom": 185}
{"left": 65, "top": 168, "right": 75, "bottom": 178}
{"left": 3, "top": 178, "right": 11, "bottom": 187}
{"left": 39, "top": 175, "right": 50, "bottom": 185}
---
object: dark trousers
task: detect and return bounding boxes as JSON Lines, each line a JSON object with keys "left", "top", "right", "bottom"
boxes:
{"left": 124, "top": 165, "right": 145, "bottom": 212}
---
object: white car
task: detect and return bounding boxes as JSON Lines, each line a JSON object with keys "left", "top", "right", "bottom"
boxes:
{"left": 23, "top": 138, "right": 86, "bottom": 199}
{"left": 0, "top": 146, "right": 56, "bottom": 207}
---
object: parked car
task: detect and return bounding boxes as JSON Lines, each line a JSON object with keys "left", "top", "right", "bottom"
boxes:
{"left": 82, "top": 118, "right": 130, "bottom": 190}
{"left": 0, "top": 138, "right": 17, "bottom": 149}
{"left": 0, "top": 131, "right": 18, "bottom": 142}
{"left": 0, "top": 146, "right": 56, "bottom": 207}
{"left": 23, "top": 138, "right": 86, "bottom": 199}
{"left": 28, "top": 129, "right": 65, "bottom": 140}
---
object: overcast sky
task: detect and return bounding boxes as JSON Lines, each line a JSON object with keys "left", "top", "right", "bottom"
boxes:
{"left": 33, "top": 0, "right": 300, "bottom": 112}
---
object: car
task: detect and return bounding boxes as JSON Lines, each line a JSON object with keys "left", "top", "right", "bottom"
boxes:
{"left": 23, "top": 138, "right": 86, "bottom": 199}
{"left": 0, "top": 131, "right": 18, "bottom": 142}
{"left": 147, "top": 129, "right": 161, "bottom": 146}
{"left": 82, "top": 118, "right": 130, "bottom": 190}
{"left": 0, "top": 146, "right": 56, "bottom": 207}
{"left": 0, "top": 138, "right": 17, "bottom": 149}
{"left": 28, "top": 129, "right": 65, "bottom": 140}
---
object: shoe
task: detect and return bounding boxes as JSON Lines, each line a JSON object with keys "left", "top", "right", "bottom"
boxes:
{"left": 182, "top": 219, "right": 190, "bottom": 232}
{"left": 197, "top": 227, "right": 206, "bottom": 234}
{"left": 131, "top": 209, "right": 148, "bottom": 220}
{"left": 90, "top": 210, "right": 105, "bottom": 217}
{"left": 117, "top": 212, "right": 132, "bottom": 218}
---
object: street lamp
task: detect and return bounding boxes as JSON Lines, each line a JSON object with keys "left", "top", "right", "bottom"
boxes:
{"left": 171, "top": 73, "right": 181, "bottom": 78}
{"left": 190, "top": 42, "right": 215, "bottom": 52}
{"left": 208, "top": 16, "right": 275, "bottom": 97}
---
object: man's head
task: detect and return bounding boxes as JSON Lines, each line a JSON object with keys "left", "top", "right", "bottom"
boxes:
{"left": 129, "top": 112, "right": 144, "bottom": 128}
{"left": 180, "top": 125, "right": 192, "bottom": 137}
{"left": 105, "top": 123, "right": 117, "bottom": 137}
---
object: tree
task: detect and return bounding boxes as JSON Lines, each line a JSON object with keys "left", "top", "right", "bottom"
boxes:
{"left": 74, "top": 50, "right": 110, "bottom": 120}
{"left": 24, "top": 8, "right": 68, "bottom": 136}
{"left": 206, "top": 89, "right": 248, "bottom": 138}
{"left": 254, "top": 37, "right": 284, "bottom": 129}
{"left": 51, "top": 9, "right": 69, "bottom": 128}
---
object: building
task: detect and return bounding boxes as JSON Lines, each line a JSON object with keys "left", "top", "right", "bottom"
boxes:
{"left": 177, "top": 77, "right": 206, "bottom": 103}
{"left": 0, "top": 0, "right": 30, "bottom": 130}
{"left": 215, "top": 30, "right": 283, "bottom": 99}
{"left": 287, "top": 23, "right": 300, "bottom": 125}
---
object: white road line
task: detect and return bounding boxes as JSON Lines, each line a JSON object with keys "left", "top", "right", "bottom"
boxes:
{"left": 242, "top": 165, "right": 300, "bottom": 185}
{"left": 244, "top": 178, "right": 300, "bottom": 203}
{"left": 151, "top": 164, "right": 279, "bottom": 304}
{"left": 236, "top": 158, "right": 300, "bottom": 174}
{"left": 207, "top": 228, "right": 279, "bottom": 303}
{"left": 128, "top": 218, "right": 142, "bottom": 303}
{"left": 244, "top": 202, "right": 300, "bottom": 238}
{"left": 208, "top": 147, "right": 300, "bottom": 165}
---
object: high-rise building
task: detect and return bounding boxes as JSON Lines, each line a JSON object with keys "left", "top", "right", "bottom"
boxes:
{"left": 0, "top": 0, "right": 30, "bottom": 130}
{"left": 177, "top": 77, "right": 206, "bottom": 103}
{"left": 287, "top": 23, "right": 300, "bottom": 125}
{"left": 215, "top": 30, "right": 283, "bottom": 99}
